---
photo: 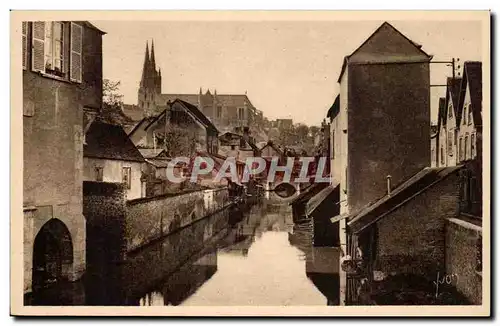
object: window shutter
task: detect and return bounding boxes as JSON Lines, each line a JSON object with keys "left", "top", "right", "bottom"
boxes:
{"left": 22, "top": 22, "right": 27, "bottom": 70}
{"left": 70, "top": 22, "right": 83, "bottom": 83}
{"left": 31, "top": 21, "right": 45, "bottom": 72}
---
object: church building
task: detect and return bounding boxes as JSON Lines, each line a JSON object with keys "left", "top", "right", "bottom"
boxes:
{"left": 135, "top": 40, "right": 267, "bottom": 141}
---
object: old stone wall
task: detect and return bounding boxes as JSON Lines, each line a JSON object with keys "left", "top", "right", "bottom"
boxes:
{"left": 125, "top": 187, "right": 230, "bottom": 252}
{"left": 375, "top": 172, "right": 460, "bottom": 278}
{"left": 83, "top": 181, "right": 127, "bottom": 264}
{"left": 348, "top": 63, "right": 430, "bottom": 212}
{"left": 445, "top": 217, "right": 482, "bottom": 304}
{"left": 85, "top": 208, "right": 230, "bottom": 305}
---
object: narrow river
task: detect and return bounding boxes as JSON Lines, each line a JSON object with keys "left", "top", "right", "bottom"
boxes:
{"left": 28, "top": 200, "right": 341, "bottom": 306}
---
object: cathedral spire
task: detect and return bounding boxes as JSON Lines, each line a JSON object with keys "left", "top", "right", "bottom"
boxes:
{"left": 140, "top": 41, "right": 150, "bottom": 87}
{"left": 150, "top": 39, "right": 156, "bottom": 70}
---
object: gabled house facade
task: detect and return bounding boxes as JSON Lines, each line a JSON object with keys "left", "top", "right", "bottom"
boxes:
{"left": 440, "top": 77, "right": 463, "bottom": 167}
{"left": 128, "top": 98, "right": 219, "bottom": 157}
{"left": 456, "top": 61, "right": 482, "bottom": 164}
{"left": 22, "top": 21, "right": 105, "bottom": 293}
{"left": 83, "top": 121, "right": 146, "bottom": 200}
{"left": 332, "top": 21, "right": 432, "bottom": 216}
{"left": 436, "top": 97, "right": 447, "bottom": 167}
{"left": 218, "top": 129, "right": 261, "bottom": 162}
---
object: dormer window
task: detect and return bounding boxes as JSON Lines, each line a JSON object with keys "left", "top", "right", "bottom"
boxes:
{"left": 463, "top": 106, "right": 467, "bottom": 125}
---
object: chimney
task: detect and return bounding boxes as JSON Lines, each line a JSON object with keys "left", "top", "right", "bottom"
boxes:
{"left": 386, "top": 175, "right": 392, "bottom": 195}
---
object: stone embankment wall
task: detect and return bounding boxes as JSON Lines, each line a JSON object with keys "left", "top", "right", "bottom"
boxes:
{"left": 84, "top": 182, "right": 230, "bottom": 255}
{"left": 125, "top": 187, "right": 230, "bottom": 252}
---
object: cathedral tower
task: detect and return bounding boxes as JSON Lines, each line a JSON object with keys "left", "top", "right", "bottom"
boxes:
{"left": 138, "top": 40, "right": 162, "bottom": 117}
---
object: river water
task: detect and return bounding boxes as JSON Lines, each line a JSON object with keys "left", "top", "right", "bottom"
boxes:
{"left": 28, "top": 200, "right": 341, "bottom": 306}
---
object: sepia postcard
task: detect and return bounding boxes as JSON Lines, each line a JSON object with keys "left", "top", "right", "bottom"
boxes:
{"left": 10, "top": 10, "right": 490, "bottom": 317}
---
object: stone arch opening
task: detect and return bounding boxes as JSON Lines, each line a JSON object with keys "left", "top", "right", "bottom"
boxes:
{"left": 273, "top": 182, "right": 298, "bottom": 199}
{"left": 32, "top": 218, "right": 73, "bottom": 291}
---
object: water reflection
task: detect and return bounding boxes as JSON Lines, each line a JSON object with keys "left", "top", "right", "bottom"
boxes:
{"left": 30, "top": 200, "right": 341, "bottom": 306}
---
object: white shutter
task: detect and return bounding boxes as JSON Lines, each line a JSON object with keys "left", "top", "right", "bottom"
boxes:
{"left": 31, "top": 21, "right": 45, "bottom": 73}
{"left": 70, "top": 22, "right": 83, "bottom": 83}
{"left": 22, "top": 22, "right": 27, "bottom": 70}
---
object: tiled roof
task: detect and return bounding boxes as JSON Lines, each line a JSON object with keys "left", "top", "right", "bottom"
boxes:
{"left": 457, "top": 61, "right": 482, "bottom": 127}
{"left": 289, "top": 182, "right": 329, "bottom": 206}
{"left": 261, "top": 141, "right": 284, "bottom": 157}
{"left": 326, "top": 95, "right": 340, "bottom": 120}
{"left": 337, "top": 22, "right": 432, "bottom": 82}
{"left": 159, "top": 93, "right": 255, "bottom": 109}
{"left": 305, "top": 184, "right": 340, "bottom": 217}
{"left": 437, "top": 97, "right": 447, "bottom": 131}
{"left": 84, "top": 121, "right": 145, "bottom": 162}
{"left": 219, "top": 132, "right": 260, "bottom": 152}
{"left": 146, "top": 158, "right": 171, "bottom": 168}
{"left": 127, "top": 116, "right": 157, "bottom": 137}
{"left": 139, "top": 148, "right": 168, "bottom": 159}
{"left": 121, "top": 104, "right": 144, "bottom": 122}
{"left": 81, "top": 21, "right": 106, "bottom": 34}
{"left": 132, "top": 99, "right": 219, "bottom": 137}
{"left": 347, "top": 166, "right": 463, "bottom": 234}
{"left": 159, "top": 94, "right": 199, "bottom": 106}
{"left": 446, "top": 77, "right": 463, "bottom": 127}
{"left": 174, "top": 99, "right": 218, "bottom": 132}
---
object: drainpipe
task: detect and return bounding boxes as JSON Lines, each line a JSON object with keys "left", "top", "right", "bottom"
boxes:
{"left": 386, "top": 175, "right": 392, "bottom": 196}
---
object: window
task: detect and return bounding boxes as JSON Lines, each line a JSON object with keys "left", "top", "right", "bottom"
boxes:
{"left": 31, "top": 22, "right": 64, "bottom": 77}
{"left": 463, "top": 106, "right": 467, "bottom": 125}
{"left": 440, "top": 146, "right": 445, "bottom": 165}
{"left": 238, "top": 107, "right": 245, "bottom": 120}
{"left": 471, "top": 133, "right": 476, "bottom": 158}
{"left": 459, "top": 137, "right": 463, "bottom": 161}
{"left": 448, "top": 102, "right": 453, "bottom": 118}
{"left": 216, "top": 105, "right": 222, "bottom": 118}
{"left": 44, "top": 22, "right": 64, "bottom": 75}
{"left": 31, "top": 21, "right": 83, "bottom": 82}
{"left": 122, "top": 167, "right": 131, "bottom": 189}
{"left": 94, "top": 167, "right": 103, "bottom": 182}
{"left": 465, "top": 134, "right": 469, "bottom": 160}
{"left": 448, "top": 131, "right": 453, "bottom": 156}
{"left": 468, "top": 104, "right": 473, "bottom": 125}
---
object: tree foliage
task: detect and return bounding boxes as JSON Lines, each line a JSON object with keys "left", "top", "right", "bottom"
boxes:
{"left": 163, "top": 124, "right": 198, "bottom": 157}
{"left": 276, "top": 123, "right": 321, "bottom": 156}
{"left": 103, "top": 79, "right": 124, "bottom": 108}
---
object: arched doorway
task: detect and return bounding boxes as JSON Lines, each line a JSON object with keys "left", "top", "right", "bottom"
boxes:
{"left": 32, "top": 218, "right": 73, "bottom": 291}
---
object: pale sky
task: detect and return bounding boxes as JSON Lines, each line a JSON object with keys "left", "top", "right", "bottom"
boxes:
{"left": 92, "top": 19, "right": 482, "bottom": 126}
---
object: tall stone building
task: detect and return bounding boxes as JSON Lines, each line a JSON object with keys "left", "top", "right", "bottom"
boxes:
{"left": 331, "top": 21, "right": 432, "bottom": 214}
{"left": 134, "top": 40, "right": 267, "bottom": 141}
{"left": 22, "top": 20, "right": 105, "bottom": 295}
